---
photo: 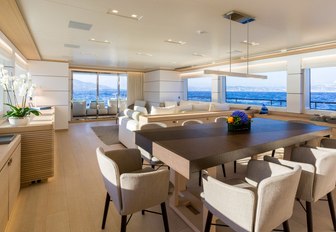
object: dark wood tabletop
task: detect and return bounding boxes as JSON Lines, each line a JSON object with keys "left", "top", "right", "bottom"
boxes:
{"left": 135, "top": 118, "right": 331, "bottom": 178}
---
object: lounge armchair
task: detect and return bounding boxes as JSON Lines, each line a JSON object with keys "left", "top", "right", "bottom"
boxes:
{"left": 72, "top": 100, "right": 86, "bottom": 117}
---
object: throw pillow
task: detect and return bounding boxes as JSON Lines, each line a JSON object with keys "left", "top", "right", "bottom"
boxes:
{"left": 209, "top": 103, "right": 230, "bottom": 111}
{"left": 192, "top": 103, "right": 210, "bottom": 111}
{"left": 124, "top": 109, "right": 142, "bottom": 121}
{"left": 134, "top": 106, "right": 148, "bottom": 115}
{"left": 165, "top": 101, "right": 177, "bottom": 107}
{"left": 150, "top": 105, "right": 176, "bottom": 115}
{"left": 134, "top": 100, "right": 146, "bottom": 107}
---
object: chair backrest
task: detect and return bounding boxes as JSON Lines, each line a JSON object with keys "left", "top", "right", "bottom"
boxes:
{"left": 247, "top": 160, "right": 301, "bottom": 232}
{"left": 96, "top": 147, "right": 142, "bottom": 213}
{"left": 140, "top": 122, "right": 167, "bottom": 130}
{"left": 291, "top": 147, "right": 336, "bottom": 201}
{"left": 214, "top": 116, "right": 227, "bottom": 123}
{"left": 138, "top": 123, "right": 167, "bottom": 161}
{"left": 181, "top": 119, "right": 203, "bottom": 126}
{"left": 320, "top": 138, "right": 336, "bottom": 149}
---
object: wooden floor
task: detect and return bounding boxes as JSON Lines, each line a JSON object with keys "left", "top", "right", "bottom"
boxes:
{"left": 5, "top": 120, "right": 336, "bottom": 232}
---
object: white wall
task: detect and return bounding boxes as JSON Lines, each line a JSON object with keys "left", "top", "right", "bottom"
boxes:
{"left": 29, "top": 61, "right": 69, "bottom": 130}
{"left": 144, "top": 70, "right": 183, "bottom": 107}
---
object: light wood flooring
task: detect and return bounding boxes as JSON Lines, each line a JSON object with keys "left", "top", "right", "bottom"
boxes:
{"left": 5, "top": 120, "right": 336, "bottom": 232}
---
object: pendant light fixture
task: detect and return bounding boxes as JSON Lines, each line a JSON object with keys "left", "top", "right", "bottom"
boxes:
{"left": 182, "top": 11, "right": 267, "bottom": 79}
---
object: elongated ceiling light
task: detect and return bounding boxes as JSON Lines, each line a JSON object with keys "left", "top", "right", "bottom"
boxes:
{"left": 203, "top": 11, "right": 267, "bottom": 79}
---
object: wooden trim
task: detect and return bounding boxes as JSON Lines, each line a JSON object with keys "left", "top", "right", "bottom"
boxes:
{"left": 0, "top": 0, "right": 41, "bottom": 60}
{"left": 70, "top": 66, "right": 143, "bottom": 74}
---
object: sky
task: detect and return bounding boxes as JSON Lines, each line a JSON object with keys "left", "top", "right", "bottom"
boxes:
{"left": 188, "top": 71, "right": 287, "bottom": 91}
{"left": 73, "top": 72, "right": 127, "bottom": 89}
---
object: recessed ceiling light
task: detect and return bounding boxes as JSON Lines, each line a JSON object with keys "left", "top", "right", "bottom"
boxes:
{"left": 88, "top": 39, "right": 110, "bottom": 44}
{"left": 226, "top": 50, "right": 242, "bottom": 54}
{"left": 241, "top": 40, "right": 260, "bottom": 46}
{"left": 192, "top": 52, "right": 206, "bottom": 57}
{"left": 136, "top": 52, "right": 153, "bottom": 57}
{"left": 107, "top": 9, "right": 143, "bottom": 21}
{"left": 164, "top": 39, "right": 186, "bottom": 45}
{"left": 196, "top": 30, "right": 207, "bottom": 35}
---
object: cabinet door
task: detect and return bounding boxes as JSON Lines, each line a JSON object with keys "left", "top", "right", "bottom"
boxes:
{"left": 8, "top": 144, "right": 20, "bottom": 215}
{"left": 0, "top": 164, "right": 9, "bottom": 232}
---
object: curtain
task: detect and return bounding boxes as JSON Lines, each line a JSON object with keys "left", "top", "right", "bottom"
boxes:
{"left": 127, "top": 72, "right": 144, "bottom": 106}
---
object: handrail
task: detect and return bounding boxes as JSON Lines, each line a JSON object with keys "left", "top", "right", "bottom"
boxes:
{"left": 226, "top": 97, "right": 336, "bottom": 110}
{"left": 226, "top": 97, "right": 286, "bottom": 106}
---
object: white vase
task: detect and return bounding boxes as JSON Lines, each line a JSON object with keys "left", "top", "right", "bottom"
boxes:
{"left": 8, "top": 117, "right": 29, "bottom": 126}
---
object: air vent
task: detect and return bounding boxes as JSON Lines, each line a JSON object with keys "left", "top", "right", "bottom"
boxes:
{"left": 223, "top": 11, "right": 255, "bottom": 24}
{"left": 68, "top": 20, "right": 92, "bottom": 31}
{"left": 64, "top": 44, "right": 80, "bottom": 48}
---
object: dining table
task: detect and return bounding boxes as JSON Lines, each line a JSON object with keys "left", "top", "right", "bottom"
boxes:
{"left": 135, "top": 118, "right": 331, "bottom": 232}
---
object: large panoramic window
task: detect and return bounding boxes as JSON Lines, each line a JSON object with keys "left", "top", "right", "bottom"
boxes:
{"left": 225, "top": 71, "right": 287, "bottom": 107}
{"left": 72, "top": 71, "right": 127, "bottom": 116}
{"left": 310, "top": 67, "right": 336, "bottom": 111}
{"left": 187, "top": 77, "right": 212, "bottom": 102}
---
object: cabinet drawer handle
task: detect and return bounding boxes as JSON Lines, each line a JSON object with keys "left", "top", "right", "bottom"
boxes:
{"left": 8, "top": 158, "right": 12, "bottom": 166}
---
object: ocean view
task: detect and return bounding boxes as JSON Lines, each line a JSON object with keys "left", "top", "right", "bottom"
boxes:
{"left": 73, "top": 88, "right": 336, "bottom": 111}
{"left": 188, "top": 91, "right": 336, "bottom": 111}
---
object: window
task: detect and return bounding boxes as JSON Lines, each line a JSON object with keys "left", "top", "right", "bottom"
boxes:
{"left": 187, "top": 77, "right": 212, "bottom": 102}
{"left": 225, "top": 71, "right": 287, "bottom": 107}
{"left": 72, "top": 71, "right": 127, "bottom": 117}
{"left": 310, "top": 67, "right": 336, "bottom": 111}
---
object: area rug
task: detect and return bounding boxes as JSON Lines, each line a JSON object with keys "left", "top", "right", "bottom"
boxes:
{"left": 91, "top": 125, "right": 120, "bottom": 145}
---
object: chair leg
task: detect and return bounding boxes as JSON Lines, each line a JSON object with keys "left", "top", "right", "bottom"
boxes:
{"left": 283, "top": 220, "right": 290, "bottom": 232}
{"left": 306, "top": 201, "right": 313, "bottom": 232}
{"left": 271, "top": 150, "right": 276, "bottom": 157}
{"left": 199, "top": 171, "right": 202, "bottom": 186}
{"left": 120, "top": 215, "right": 127, "bottom": 232}
{"left": 327, "top": 192, "right": 336, "bottom": 231}
{"left": 161, "top": 202, "right": 169, "bottom": 232}
{"left": 102, "top": 192, "right": 110, "bottom": 229}
{"left": 234, "top": 160, "right": 237, "bottom": 173}
{"left": 141, "top": 210, "right": 145, "bottom": 215}
{"left": 204, "top": 210, "right": 213, "bottom": 232}
{"left": 221, "top": 164, "right": 226, "bottom": 177}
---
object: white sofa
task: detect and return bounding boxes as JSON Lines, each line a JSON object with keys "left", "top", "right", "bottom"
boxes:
{"left": 118, "top": 101, "right": 242, "bottom": 149}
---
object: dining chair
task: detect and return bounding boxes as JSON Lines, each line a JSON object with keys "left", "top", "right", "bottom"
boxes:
{"left": 202, "top": 159, "right": 301, "bottom": 232}
{"left": 214, "top": 116, "right": 238, "bottom": 177}
{"left": 265, "top": 146, "right": 336, "bottom": 232}
{"left": 181, "top": 119, "right": 203, "bottom": 126}
{"left": 270, "top": 120, "right": 316, "bottom": 157}
{"left": 214, "top": 116, "right": 227, "bottom": 123}
{"left": 181, "top": 119, "right": 227, "bottom": 186}
{"left": 139, "top": 122, "right": 167, "bottom": 168}
{"left": 96, "top": 147, "right": 170, "bottom": 232}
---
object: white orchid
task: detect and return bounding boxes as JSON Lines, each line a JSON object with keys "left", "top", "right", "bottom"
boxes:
{"left": 0, "top": 65, "right": 38, "bottom": 109}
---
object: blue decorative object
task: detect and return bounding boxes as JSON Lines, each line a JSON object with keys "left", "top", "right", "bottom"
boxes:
{"left": 260, "top": 104, "right": 268, "bottom": 114}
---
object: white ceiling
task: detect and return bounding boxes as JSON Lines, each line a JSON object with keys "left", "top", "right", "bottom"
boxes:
{"left": 17, "top": 0, "right": 336, "bottom": 71}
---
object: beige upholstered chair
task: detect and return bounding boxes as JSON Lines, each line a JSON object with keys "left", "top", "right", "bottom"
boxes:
{"left": 138, "top": 122, "right": 167, "bottom": 168}
{"left": 214, "top": 116, "right": 227, "bottom": 123}
{"left": 265, "top": 146, "right": 336, "bottom": 232}
{"left": 96, "top": 147, "right": 169, "bottom": 232}
{"left": 181, "top": 119, "right": 203, "bottom": 126}
{"left": 72, "top": 100, "right": 86, "bottom": 117}
{"left": 202, "top": 159, "right": 301, "bottom": 232}
{"left": 97, "top": 101, "right": 108, "bottom": 115}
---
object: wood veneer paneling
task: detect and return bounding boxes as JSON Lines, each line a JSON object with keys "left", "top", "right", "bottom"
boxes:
{"left": 0, "top": 0, "right": 40, "bottom": 60}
